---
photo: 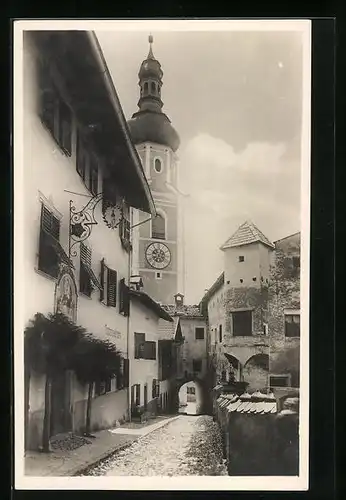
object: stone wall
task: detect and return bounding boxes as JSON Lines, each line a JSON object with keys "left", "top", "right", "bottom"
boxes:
{"left": 214, "top": 392, "right": 299, "bottom": 476}
{"left": 268, "top": 233, "right": 300, "bottom": 387}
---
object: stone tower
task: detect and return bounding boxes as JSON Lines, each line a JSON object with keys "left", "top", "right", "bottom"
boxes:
{"left": 128, "top": 35, "right": 182, "bottom": 304}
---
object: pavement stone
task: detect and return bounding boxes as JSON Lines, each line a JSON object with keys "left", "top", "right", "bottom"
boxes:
{"left": 24, "top": 415, "right": 176, "bottom": 477}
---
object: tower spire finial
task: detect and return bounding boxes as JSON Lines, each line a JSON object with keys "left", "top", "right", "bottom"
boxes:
{"left": 148, "top": 33, "right": 154, "bottom": 59}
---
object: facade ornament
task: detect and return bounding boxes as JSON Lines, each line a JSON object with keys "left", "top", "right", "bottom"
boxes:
{"left": 69, "top": 192, "right": 123, "bottom": 258}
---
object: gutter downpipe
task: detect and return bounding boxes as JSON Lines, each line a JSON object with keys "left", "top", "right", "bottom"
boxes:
{"left": 126, "top": 211, "right": 155, "bottom": 423}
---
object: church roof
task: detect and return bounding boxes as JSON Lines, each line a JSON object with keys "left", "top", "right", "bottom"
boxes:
{"left": 127, "top": 111, "right": 180, "bottom": 152}
{"left": 127, "top": 35, "right": 180, "bottom": 152}
{"left": 220, "top": 220, "right": 274, "bottom": 250}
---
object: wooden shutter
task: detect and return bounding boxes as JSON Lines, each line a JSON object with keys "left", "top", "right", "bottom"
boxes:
{"left": 107, "top": 268, "right": 117, "bottom": 307}
{"left": 135, "top": 384, "right": 140, "bottom": 406}
{"left": 123, "top": 359, "right": 129, "bottom": 388}
{"left": 58, "top": 99, "right": 72, "bottom": 156}
{"left": 41, "top": 205, "right": 60, "bottom": 240}
{"left": 144, "top": 383, "right": 148, "bottom": 409}
{"left": 144, "top": 341, "right": 156, "bottom": 360}
{"left": 119, "top": 278, "right": 129, "bottom": 316}
{"left": 89, "top": 156, "right": 98, "bottom": 196}
{"left": 76, "top": 132, "right": 87, "bottom": 180}
{"left": 80, "top": 243, "right": 92, "bottom": 266}
{"left": 100, "top": 259, "right": 105, "bottom": 302}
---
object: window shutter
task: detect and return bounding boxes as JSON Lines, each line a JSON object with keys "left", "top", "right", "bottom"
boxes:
{"left": 59, "top": 100, "right": 72, "bottom": 156}
{"left": 123, "top": 359, "right": 129, "bottom": 388}
{"left": 143, "top": 341, "right": 156, "bottom": 360}
{"left": 80, "top": 243, "right": 92, "bottom": 266}
{"left": 107, "top": 268, "right": 117, "bottom": 307}
{"left": 152, "top": 379, "right": 156, "bottom": 399}
{"left": 119, "top": 278, "right": 130, "bottom": 316}
{"left": 76, "top": 132, "right": 87, "bottom": 181}
{"left": 100, "top": 259, "right": 105, "bottom": 302}
{"left": 135, "top": 384, "right": 140, "bottom": 406}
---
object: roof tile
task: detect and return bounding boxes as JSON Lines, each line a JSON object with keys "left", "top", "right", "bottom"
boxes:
{"left": 221, "top": 220, "right": 274, "bottom": 250}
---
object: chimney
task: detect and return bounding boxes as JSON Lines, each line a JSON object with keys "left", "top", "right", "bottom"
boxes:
{"left": 174, "top": 293, "right": 184, "bottom": 308}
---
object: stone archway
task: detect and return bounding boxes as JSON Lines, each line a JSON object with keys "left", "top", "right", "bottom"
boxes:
{"left": 171, "top": 376, "right": 211, "bottom": 415}
{"left": 243, "top": 353, "right": 269, "bottom": 391}
{"left": 224, "top": 353, "right": 242, "bottom": 382}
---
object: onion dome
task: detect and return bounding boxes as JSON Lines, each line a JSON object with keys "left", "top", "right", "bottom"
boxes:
{"left": 127, "top": 35, "right": 180, "bottom": 152}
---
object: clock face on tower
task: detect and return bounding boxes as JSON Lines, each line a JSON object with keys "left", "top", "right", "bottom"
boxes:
{"left": 145, "top": 242, "right": 171, "bottom": 269}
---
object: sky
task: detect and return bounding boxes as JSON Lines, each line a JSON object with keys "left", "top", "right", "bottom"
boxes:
{"left": 96, "top": 29, "right": 304, "bottom": 304}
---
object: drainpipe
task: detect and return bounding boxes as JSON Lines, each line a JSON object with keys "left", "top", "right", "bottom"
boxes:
{"left": 127, "top": 211, "right": 154, "bottom": 422}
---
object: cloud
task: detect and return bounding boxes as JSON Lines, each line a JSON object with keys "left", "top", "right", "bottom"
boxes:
{"left": 179, "top": 133, "right": 301, "bottom": 303}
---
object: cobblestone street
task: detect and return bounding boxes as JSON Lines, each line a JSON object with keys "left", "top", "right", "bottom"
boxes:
{"left": 84, "top": 415, "right": 228, "bottom": 476}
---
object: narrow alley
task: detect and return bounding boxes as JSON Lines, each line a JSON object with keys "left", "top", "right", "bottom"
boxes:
{"left": 83, "top": 415, "right": 228, "bottom": 476}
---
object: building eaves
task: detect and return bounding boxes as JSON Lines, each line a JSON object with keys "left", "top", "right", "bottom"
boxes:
{"left": 129, "top": 290, "right": 173, "bottom": 322}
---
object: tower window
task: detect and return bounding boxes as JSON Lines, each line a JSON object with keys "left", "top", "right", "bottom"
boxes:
{"left": 143, "top": 82, "right": 149, "bottom": 95}
{"left": 155, "top": 272, "right": 162, "bottom": 280}
{"left": 151, "top": 81, "right": 156, "bottom": 94}
{"left": 154, "top": 158, "right": 163, "bottom": 173}
{"left": 151, "top": 213, "right": 166, "bottom": 240}
{"left": 239, "top": 255, "right": 245, "bottom": 262}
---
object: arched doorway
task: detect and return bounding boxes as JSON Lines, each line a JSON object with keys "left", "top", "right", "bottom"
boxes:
{"left": 172, "top": 377, "right": 211, "bottom": 415}
{"left": 243, "top": 353, "right": 269, "bottom": 391}
{"left": 178, "top": 381, "right": 202, "bottom": 415}
{"left": 224, "top": 353, "right": 241, "bottom": 382}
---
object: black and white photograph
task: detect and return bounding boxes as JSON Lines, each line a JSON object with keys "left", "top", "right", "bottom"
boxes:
{"left": 14, "top": 19, "right": 311, "bottom": 490}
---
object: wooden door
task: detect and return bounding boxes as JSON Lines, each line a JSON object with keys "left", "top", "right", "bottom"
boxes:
{"left": 144, "top": 383, "right": 148, "bottom": 410}
{"left": 50, "top": 371, "right": 70, "bottom": 436}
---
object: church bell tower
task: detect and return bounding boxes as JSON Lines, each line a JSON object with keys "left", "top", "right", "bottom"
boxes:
{"left": 128, "top": 35, "right": 182, "bottom": 305}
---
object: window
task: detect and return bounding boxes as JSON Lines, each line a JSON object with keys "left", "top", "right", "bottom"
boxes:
{"left": 116, "top": 359, "right": 129, "bottom": 390}
{"left": 195, "top": 327, "right": 205, "bottom": 340}
{"left": 151, "top": 82, "right": 156, "bottom": 94}
{"left": 239, "top": 255, "right": 245, "bottom": 262}
{"left": 79, "top": 243, "right": 102, "bottom": 297}
{"left": 135, "top": 333, "right": 146, "bottom": 359}
{"left": 285, "top": 314, "right": 300, "bottom": 337}
{"left": 95, "top": 376, "right": 113, "bottom": 396}
{"left": 187, "top": 386, "right": 196, "bottom": 395}
{"left": 57, "top": 99, "right": 72, "bottom": 156}
{"left": 89, "top": 156, "right": 99, "bottom": 196}
{"left": 193, "top": 359, "right": 202, "bottom": 372}
{"left": 219, "top": 324, "right": 223, "bottom": 343}
{"left": 100, "top": 259, "right": 117, "bottom": 307}
{"left": 269, "top": 375, "right": 291, "bottom": 388}
{"left": 151, "top": 213, "right": 165, "bottom": 239}
{"left": 152, "top": 378, "right": 160, "bottom": 399}
{"left": 76, "top": 133, "right": 87, "bottom": 181}
{"left": 155, "top": 272, "right": 162, "bottom": 280}
{"left": 135, "top": 334, "right": 157, "bottom": 361}
{"left": 119, "top": 278, "right": 130, "bottom": 316}
{"left": 38, "top": 204, "right": 70, "bottom": 278}
{"left": 232, "top": 310, "right": 252, "bottom": 336}
{"left": 143, "top": 82, "right": 149, "bottom": 95}
{"left": 154, "top": 158, "right": 162, "bottom": 173}
{"left": 38, "top": 63, "right": 72, "bottom": 157}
